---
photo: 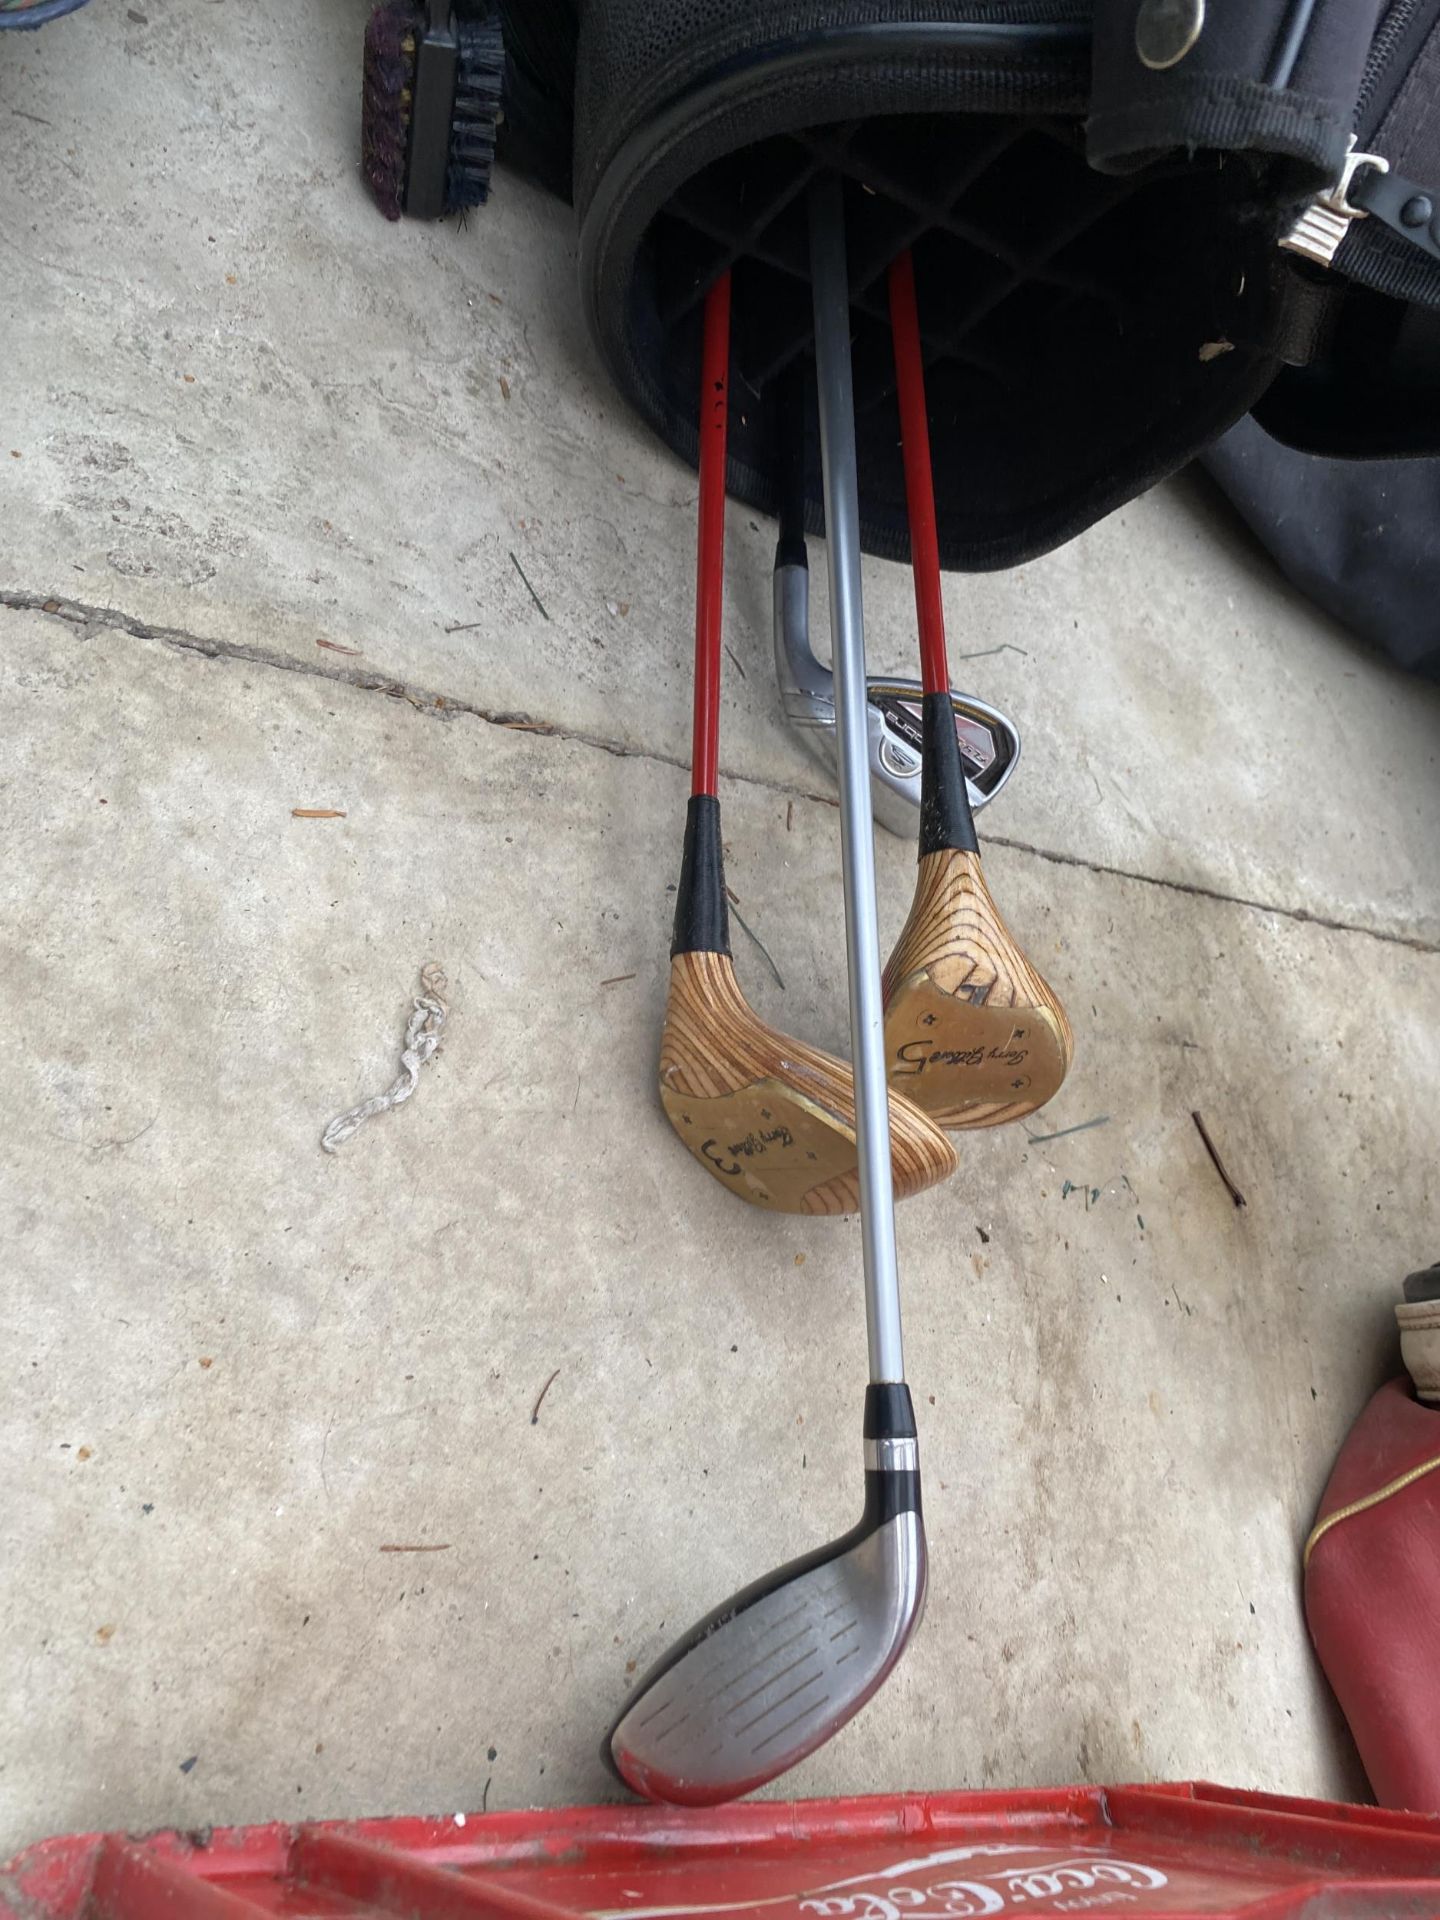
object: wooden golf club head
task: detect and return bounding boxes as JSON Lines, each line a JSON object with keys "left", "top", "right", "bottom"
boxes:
{"left": 661, "top": 950, "right": 956, "bottom": 1213}
{"left": 883, "top": 255, "right": 1073, "bottom": 1133}
{"left": 663, "top": 275, "right": 953, "bottom": 1216}
{"left": 882, "top": 846, "right": 1073, "bottom": 1130}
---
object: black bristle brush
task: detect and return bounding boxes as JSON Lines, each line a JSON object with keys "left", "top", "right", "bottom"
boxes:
{"left": 362, "top": 0, "right": 504, "bottom": 221}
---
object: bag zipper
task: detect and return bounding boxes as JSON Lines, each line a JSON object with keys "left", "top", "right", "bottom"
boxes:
{"left": 1355, "top": 0, "right": 1431, "bottom": 138}
{"left": 1278, "top": 2, "right": 1440, "bottom": 272}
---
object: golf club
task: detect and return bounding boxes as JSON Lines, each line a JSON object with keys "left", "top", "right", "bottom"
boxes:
{"left": 658, "top": 269, "right": 956, "bottom": 1215}
{"left": 609, "top": 180, "right": 926, "bottom": 1805}
{"left": 881, "top": 248, "right": 1073, "bottom": 1131}
{"left": 772, "top": 369, "right": 1020, "bottom": 839}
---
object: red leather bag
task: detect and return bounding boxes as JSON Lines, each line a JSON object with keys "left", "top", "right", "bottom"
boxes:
{"left": 1305, "top": 1377, "right": 1440, "bottom": 1811}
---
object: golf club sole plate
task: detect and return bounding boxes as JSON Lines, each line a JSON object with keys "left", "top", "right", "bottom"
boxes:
{"left": 608, "top": 1508, "right": 925, "bottom": 1807}
{"left": 660, "top": 952, "right": 956, "bottom": 1213}
{"left": 881, "top": 849, "right": 1073, "bottom": 1130}
{"left": 884, "top": 971, "right": 1071, "bottom": 1129}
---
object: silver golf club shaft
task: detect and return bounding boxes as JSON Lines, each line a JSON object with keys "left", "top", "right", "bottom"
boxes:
{"left": 809, "top": 175, "right": 904, "bottom": 1387}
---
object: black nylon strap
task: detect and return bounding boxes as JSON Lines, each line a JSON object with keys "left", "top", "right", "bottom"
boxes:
{"left": 1274, "top": 266, "right": 1341, "bottom": 367}
{"left": 1351, "top": 164, "right": 1440, "bottom": 269}
{"left": 1086, "top": 0, "right": 1380, "bottom": 188}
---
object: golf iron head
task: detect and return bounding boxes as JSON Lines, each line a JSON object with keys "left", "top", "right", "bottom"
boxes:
{"left": 774, "top": 554, "right": 1019, "bottom": 838}
{"left": 606, "top": 1389, "right": 926, "bottom": 1807}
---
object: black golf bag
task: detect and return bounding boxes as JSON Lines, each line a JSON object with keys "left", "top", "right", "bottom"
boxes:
{"left": 486, "top": 1, "right": 1440, "bottom": 574}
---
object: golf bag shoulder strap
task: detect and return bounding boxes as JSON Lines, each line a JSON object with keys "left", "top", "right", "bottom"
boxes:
{"left": 1086, "top": 0, "right": 1440, "bottom": 459}
{"left": 1087, "top": 0, "right": 1383, "bottom": 196}
{"left": 1253, "top": 2, "right": 1440, "bottom": 456}
{"left": 1087, "top": 1, "right": 1440, "bottom": 305}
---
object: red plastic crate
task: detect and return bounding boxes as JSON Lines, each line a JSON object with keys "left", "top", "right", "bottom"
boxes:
{"left": 6, "top": 1784, "right": 1440, "bottom": 1920}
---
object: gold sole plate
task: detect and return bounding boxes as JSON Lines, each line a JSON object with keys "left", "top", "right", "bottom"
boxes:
{"left": 884, "top": 968, "right": 1070, "bottom": 1129}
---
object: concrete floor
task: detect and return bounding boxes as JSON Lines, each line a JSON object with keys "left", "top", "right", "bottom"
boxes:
{"left": 3, "top": 0, "right": 1440, "bottom": 1863}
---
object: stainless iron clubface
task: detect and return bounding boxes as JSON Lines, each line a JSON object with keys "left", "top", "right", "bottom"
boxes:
{"left": 774, "top": 554, "right": 1020, "bottom": 837}
{"left": 607, "top": 1402, "right": 925, "bottom": 1806}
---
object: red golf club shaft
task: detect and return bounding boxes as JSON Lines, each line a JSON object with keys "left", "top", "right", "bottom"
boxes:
{"left": 692, "top": 271, "right": 732, "bottom": 799}
{"left": 888, "top": 251, "right": 948, "bottom": 700}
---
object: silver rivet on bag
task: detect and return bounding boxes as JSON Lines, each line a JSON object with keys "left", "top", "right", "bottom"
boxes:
{"left": 1136, "top": 0, "right": 1204, "bottom": 70}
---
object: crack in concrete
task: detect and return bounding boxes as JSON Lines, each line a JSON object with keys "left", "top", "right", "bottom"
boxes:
{"left": 976, "top": 833, "right": 1440, "bottom": 956}
{"left": 6, "top": 586, "right": 1438, "bottom": 958}
{"left": 1, "top": 585, "right": 839, "bottom": 807}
